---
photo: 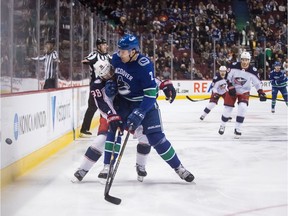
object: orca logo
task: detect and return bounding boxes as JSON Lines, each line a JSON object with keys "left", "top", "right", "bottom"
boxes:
{"left": 117, "top": 76, "right": 130, "bottom": 95}
{"left": 129, "top": 36, "right": 136, "bottom": 41}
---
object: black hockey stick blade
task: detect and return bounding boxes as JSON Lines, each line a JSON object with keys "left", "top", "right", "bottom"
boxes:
{"left": 186, "top": 95, "right": 210, "bottom": 102}
{"left": 105, "top": 193, "right": 121, "bottom": 205}
{"left": 103, "top": 131, "right": 130, "bottom": 205}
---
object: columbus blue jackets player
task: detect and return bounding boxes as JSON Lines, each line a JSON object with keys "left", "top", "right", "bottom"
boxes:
{"left": 200, "top": 65, "right": 228, "bottom": 120}
{"left": 218, "top": 51, "right": 266, "bottom": 138}
{"left": 103, "top": 34, "right": 194, "bottom": 182}
{"left": 80, "top": 38, "right": 111, "bottom": 137}
{"left": 73, "top": 59, "right": 153, "bottom": 182}
{"left": 269, "top": 61, "right": 288, "bottom": 113}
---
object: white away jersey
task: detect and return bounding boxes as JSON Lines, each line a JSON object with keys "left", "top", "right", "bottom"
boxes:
{"left": 227, "top": 62, "right": 262, "bottom": 94}
{"left": 211, "top": 73, "right": 227, "bottom": 95}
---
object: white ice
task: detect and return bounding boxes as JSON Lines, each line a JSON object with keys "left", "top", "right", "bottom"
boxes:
{"left": 1, "top": 98, "right": 287, "bottom": 216}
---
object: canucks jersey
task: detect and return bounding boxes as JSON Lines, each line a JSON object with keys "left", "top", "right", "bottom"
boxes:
{"left": 269, "top": 70, "right": 287, "bottom": 88}
{"left": 111, "top": 53, "right": 157, "bottom": 113}
{"left": 227, "top": 62, "right": 262, "bottom": 94}
{"left": 210, "top": 73, "right": 227, "bottom": 95}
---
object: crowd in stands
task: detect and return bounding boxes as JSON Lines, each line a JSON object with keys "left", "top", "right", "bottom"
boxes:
{"left": 1, "top": 0, "right": 91, "bottom": 81}
{"left": 247, "top": 0, "right": 287, "bottom": 78}
{"left": 1, "top": 0, "right": 287, "bottom": 83}
{"left": 94, "top": 0, "right": 287, "bottom": 80}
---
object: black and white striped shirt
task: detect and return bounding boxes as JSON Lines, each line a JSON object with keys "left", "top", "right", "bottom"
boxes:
{"left": 32, "top": 50, "right": 58, "bottom": 79}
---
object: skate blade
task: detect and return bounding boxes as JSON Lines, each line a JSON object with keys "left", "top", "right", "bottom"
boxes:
{"left": 234, "top": 135, "right": 241, "bottom": 139}
{"left": 137, "top": 176, "right": 144, "bottom": 182}
{"left": 71, "top": 177, "right": 80, "bottom": 183}
{"left": 79, "top": 135, "right": 92, "bottom": 138}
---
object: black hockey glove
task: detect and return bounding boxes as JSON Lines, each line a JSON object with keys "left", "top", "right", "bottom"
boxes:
{"left": 107, "top": 114, "right": 124, "bottom": 134}
{"left": 160, "top": 80, "right": 176, "bottom": 103}
{"left": 213, "top": 93, "right": 220, "bottom": 99}
{"left": 127, "top": 108, "right": 145, "bottom": 132}
{"left": 257, "top": 89, "right": 267, "bottom": 102}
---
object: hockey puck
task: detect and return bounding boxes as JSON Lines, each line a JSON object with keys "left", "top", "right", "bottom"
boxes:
{"left": 5, "top": 138, "right": 13, "bottom": 145}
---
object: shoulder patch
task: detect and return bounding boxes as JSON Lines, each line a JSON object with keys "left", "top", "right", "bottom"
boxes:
{"left": 138, "top": 57, "right": 150, "bottom": 66}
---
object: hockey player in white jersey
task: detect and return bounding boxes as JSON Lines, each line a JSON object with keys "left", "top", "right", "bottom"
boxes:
{"left": 80, "top": 38, "right": 111, "bottom": 137}
{"left": 200, "top": 65, "right": 228, "bottom": 120}
{"left": 218, "top": 51, "right": 266, "bottom": 138}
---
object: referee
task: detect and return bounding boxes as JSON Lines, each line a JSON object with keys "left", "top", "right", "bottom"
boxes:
{"left": 80, "top": 38, "right": 111, "bottom": 136}
{"left": 31, "top": 40, "right": 59, "bottom": 89}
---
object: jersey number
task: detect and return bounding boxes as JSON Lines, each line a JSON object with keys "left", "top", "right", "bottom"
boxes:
{"left": 91, "top": 89, "right": 102, "bottom": 98}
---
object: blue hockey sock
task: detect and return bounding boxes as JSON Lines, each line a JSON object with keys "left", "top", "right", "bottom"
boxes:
{"left": 147, "top": 132, "right": 181, "bottom": 169}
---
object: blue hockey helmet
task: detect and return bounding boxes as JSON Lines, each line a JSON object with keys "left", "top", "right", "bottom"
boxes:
{"left": 118, "top": 34, "right": 139, "bottom": 51}
{"left": 274, "top": 61, "right": 281, "bottom": 67}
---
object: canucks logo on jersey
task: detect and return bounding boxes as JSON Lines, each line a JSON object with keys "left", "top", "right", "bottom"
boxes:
{"left": 117, "top": 76, "right": 130, "bottom": 95}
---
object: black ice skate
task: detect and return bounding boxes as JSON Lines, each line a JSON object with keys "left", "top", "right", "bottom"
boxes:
{"left": 218, "top": 125, "right": 225, "bottom": 135}
{"left": 72, "top": 169, "right": 88, "bottom": 182}
{"left": 175, "top": 164, "right": 194, "bottom": 182}
{"left": 79, "top": 130, "right": 92, "bottom": 137}
{"left": 136, "top": 164, "right": 147, "bottom": 182}
{"left": 234, "top": 129, "right": 241, "bottom": 139}
{"left": 98, "top": 164, "right": 110, "bottom": 179}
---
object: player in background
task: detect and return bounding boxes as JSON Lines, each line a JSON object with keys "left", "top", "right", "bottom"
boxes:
{"left": 74, "top": 60, "right": 177, "bottom": 182}
{"left": 102, "top": 34, "right": 194, "bottom": 182}
{"left": 218, "top": 51, "right": 266, "bottom": 138}
{"left": 269, "top": 61, "right": 288, "bottom": 113}
{"left": 80, "top": 38, "right": 111, "bottom": 137}
{"left": 200, "top": 65, "right": 228, "bottom": 120}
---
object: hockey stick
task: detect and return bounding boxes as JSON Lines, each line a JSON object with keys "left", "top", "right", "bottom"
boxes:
{"left": 249, "top": 95, "right": 285, "bottom": 102}
{"left": 186, "top": 95, "right": 210, "bottom": 102}
{"left": 104, "top": 130, "right": 130, "bottom": 205}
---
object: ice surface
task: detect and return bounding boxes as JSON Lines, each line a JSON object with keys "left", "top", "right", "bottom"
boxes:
{"left": 1, "top": 98, "right": 287, "bottom": 216}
